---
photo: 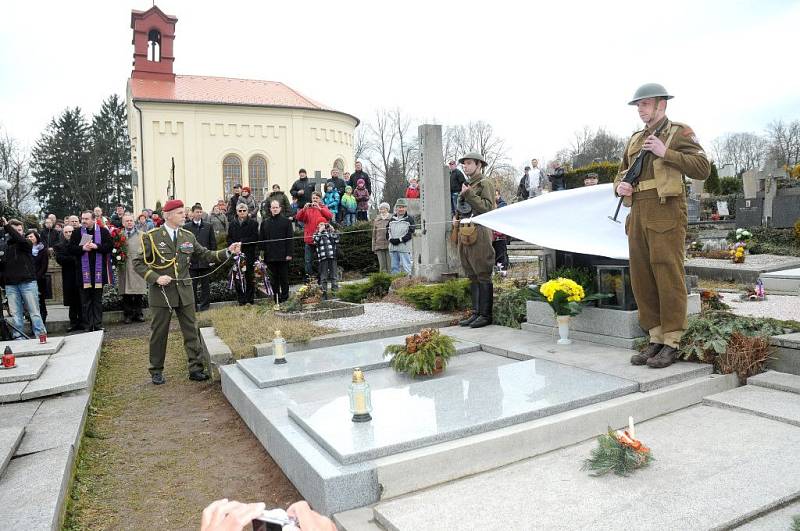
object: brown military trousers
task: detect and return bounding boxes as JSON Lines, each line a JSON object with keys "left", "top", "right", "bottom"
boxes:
{"left": 458, "top": 225, "right": 494, "bottom": 282}
{"left": 626, "top": 190, "right": 688, "bottom": 343}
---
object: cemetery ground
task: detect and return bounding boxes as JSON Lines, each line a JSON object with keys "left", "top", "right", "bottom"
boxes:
{"left": 63, "top": 322, "right": 300, "bottom": 530}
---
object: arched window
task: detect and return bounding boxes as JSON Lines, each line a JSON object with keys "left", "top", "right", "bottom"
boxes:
{"left": 333, "top": 158, "right": 345, "bottom": 172}
{"left": 147, "top": 29, "right": 162, "bottom": 62}
{"left": 222, "top": 155, "right": 242, "bottom": 200}
{"left": 248, "top": 156, "right": 268, "bottom": 204}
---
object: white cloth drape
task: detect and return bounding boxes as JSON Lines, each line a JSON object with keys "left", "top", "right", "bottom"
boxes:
{"left": 472, "top": 184, "right": 631, "bottom": 260}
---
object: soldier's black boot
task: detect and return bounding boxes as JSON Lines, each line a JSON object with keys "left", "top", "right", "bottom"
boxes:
{"left": 630, "top": 343, "right": 664, "bottom": 366}
{"left": 459, "top": 282, "right": 480, "bottom": 326}
{"left": 470, "top": 282, "right": 494, "bottom": 328}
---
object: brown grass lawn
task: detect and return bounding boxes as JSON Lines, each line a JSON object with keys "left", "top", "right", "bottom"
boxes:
{"left": 64, "top": 321, "right": 300, "bottom": 530}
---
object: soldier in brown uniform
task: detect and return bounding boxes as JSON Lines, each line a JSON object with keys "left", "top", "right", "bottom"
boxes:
{"left": 453, "top": 152, "right": 496, "bottom": 328}
{"left": 614, "top": 83, "right": 710, "bottom": 368}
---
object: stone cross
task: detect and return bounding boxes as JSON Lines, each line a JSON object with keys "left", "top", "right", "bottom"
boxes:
{"left": 312, "top": 170, "right": 326, "bottom": 193}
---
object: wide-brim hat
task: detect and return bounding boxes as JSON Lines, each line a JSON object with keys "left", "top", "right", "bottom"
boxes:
{"left": 458, "top": 152, "right": 488, "bottom": 167}
{"left": 163, "top": 199, "right": 184, "bottom": 212}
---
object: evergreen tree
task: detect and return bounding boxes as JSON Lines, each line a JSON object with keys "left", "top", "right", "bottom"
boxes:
{"left": 381, "top": 158, "right": 407, "bottom": 211}
{"left": 31, "top": 107, "right": 91, "bottom": 218}
{"left": 704, "top": 162, "right": 721, "bottom": 195}
{"left": 90, "top": 94, "right": 132, "bottom": 211}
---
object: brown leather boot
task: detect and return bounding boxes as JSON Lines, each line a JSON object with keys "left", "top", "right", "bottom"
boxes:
{"left": 647, "top": 345, "right": 679, "bottom": 368}
{"left": 630, "top": 343, "right": 664, "bottom": 366}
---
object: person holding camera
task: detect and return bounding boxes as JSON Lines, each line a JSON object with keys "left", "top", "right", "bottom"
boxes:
{"left": 294, "top": 191, "right": 332, "bottom": 282}
{"left": 0, "top": 218, "right": 48, "bottom": 340}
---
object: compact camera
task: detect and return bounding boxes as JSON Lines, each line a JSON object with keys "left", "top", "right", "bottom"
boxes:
{"left": 251, "top": 508, "right": 299, "bottom": 531}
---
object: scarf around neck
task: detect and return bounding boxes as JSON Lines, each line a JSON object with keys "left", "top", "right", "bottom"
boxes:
{"left": 81, "top": 225, "right": 105, "bottom": 289}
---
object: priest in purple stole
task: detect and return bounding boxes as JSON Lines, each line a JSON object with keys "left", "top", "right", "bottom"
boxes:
{"left": 68, "top": 210, "right": 113, "bottom": 331}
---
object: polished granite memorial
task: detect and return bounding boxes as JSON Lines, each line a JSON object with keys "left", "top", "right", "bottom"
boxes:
{"left": 220, "top": 332, "right": 651, "bottom": 514}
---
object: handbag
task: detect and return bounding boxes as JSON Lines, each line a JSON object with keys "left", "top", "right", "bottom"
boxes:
{"left": 458, "top": 220, "right": 478, "bottom": 246}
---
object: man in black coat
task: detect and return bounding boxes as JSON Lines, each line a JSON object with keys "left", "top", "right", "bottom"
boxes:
{"left": 448, "top": 160, "right": 467, "bottom": 215}
{"left": 227, "top": 203, "right": 259, "bottom": 305}
{"left": 290, "top": 169, "right": 316, "bottom": 210}
{"left": 183, "top": 204, "right": 217, "bottom": 311}
{"left": 40, "top": 217, "right": 60, "bottom": 255}
{"left": 260, "top": 199, "right": 294, "bottom": 303}
{"left": 349, "top": 161, "right": 372, "bottom": 194}
{"left": 68, "top": 210, "right": 113, "bottom": 332}
{"left": 55, "top": 224, "right": 83, "bottom": 331}
{"left": 227, "top": 183, "right": 242, "bottom": 223}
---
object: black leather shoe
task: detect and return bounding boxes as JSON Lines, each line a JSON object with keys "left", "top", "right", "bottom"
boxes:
{"left": 67, "top": 325, "right": 85, "bottom": 333}
{"left": 189, "top": 371, "right": 210, "bottom": 382}
{"left": 151, "top": 373, "right": 166, "bottom": 385}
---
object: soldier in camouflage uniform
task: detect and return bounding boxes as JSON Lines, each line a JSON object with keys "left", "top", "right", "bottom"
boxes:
{"left": 614, "top": 84, "right": 710, "bottom": 368}
{"left": 134, "top": 199, "right": 242, "bottom": 385}
{"left": 453, "top": 152, "right": 496, "bottom": 328}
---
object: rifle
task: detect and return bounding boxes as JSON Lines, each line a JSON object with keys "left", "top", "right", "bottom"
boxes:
{"left": 609, "top": 119, "right": 670, "bottom": 223}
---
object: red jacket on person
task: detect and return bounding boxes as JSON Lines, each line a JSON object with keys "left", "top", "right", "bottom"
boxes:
{"left": 295, "top": 203, "right": 333, "bottom": 244}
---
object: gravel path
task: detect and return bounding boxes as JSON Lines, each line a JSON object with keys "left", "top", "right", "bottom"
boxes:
{"left": 721, "top": 293, "right": 800, "bottom": 322}
{"left": 317, "top": 302, "right": 452, "bottom": 331}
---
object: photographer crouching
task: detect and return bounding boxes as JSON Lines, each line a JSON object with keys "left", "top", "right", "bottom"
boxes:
{"left": 0, "top": 217, "right": 47, "bottom": 340}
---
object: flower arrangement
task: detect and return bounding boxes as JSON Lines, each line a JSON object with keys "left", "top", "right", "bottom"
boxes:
{"left": 700, "top": 289, "right": 730, "bottom": 311}
{"left": 729, "top": 241, "right": 746, "bottom": 263}
{"left": 532, "top": 277, "right": 607, "bottom": 316}
{"left": 734, "top": 228, "right": 752, "bottom": 242}
{"left": 280, "top": 281, "right": 323, "bottom": 312}
{"left": 384, "top": 328, "right": 456, "bottom": 377}
{"left": 582, "top": 423, "right": 654, "bottom": 477}
{"left": 688, "top": 240, "right": 703, "bottom": 254}
{"left": 108, "top": 227, "right": 128, "bottom": 270}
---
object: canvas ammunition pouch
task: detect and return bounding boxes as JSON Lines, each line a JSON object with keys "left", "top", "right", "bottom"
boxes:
{"left": 458, "top": 221, "right": 478, "bottom": 246}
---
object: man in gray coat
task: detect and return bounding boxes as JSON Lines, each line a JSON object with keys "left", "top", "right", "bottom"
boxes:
{"left": 387, "top": 198, "right": 415, "bottom": 275}
{"left": 118, "top": 213, "right": 147, "bottom": 324}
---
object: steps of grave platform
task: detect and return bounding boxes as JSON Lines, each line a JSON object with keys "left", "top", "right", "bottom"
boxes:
{"left": 0, "top": 427, "right": 24, "bottom": 479}
{"left": 747, "top": 370, "right": 800, "bottom": 395}
{"left": 768, "top": 333, "right": 800, "bottom": 375}
{"left": 703, "top": 384, "right": 800, "bottom": 427}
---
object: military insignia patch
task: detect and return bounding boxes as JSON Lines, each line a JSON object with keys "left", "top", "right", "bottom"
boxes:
{"left": 158, "top": 241, "right": 166, "bottom": 248}
{"left": 179, "top": 242, "right": 194, "bottom": 253}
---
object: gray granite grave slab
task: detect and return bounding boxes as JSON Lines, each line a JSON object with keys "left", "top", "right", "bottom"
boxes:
{"left": 685, "top": 254, "right": 800, "bottom": 283}
{"left": 0, "top": 336, "right": 64, "bottom": 357}
{"left": 239, "top": 335, "right": 480, "bottom": 388}
{"left": 0, "top": 381, "right": 26, "bottom": 403}
{"left": 18, "top": 331, "right": 102, "bottom": 401}
{"left": 748, "top": 370, "right": 800, "bottom": 394}
{"left": 15, "top": 390, "right": 90, "bottom": 456}
{"left": 0, "top": 354, "right": 49, "bottom": 384}
{"left": 443, "top": 325, "right": 713, "bottom": 392}
{"left": 0, "top": 426, "right": 24, "bottom": 477}
{"left": 373, "top": 406, "right": 800, "bottom": 531}
{"left": 760, "top": 267, "right": 800, "bottom": 292}
{"left": 0, "top": 399, "right": 41, "bottom": 426}
{"left": 288, "top": 359, "right": 638, "bottom": 465}
{"left": 704, "top": 385, "right": 800, "bottom": 427}
{"left": 0, "top": 445, "right": 73, "bottom": 530}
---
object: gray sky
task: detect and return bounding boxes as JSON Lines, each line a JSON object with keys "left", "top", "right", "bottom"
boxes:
{"left": 1, "top": 0, "right": 798, "bottom": 168}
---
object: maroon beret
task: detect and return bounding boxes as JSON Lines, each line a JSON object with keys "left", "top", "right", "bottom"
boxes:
{"left": 162, "top": 199, "right": 184, "bottom": 212}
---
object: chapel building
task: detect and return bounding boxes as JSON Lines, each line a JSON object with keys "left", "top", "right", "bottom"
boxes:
{"left": 126, "top": 5, "right": 358, "bottom": 213}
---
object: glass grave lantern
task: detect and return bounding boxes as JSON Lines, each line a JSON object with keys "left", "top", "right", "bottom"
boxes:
{"left": 596, "top": 265, "right": 637, "bottom": 311}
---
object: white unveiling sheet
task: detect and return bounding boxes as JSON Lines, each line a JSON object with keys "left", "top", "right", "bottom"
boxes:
{"left": 471, "top": 183, "right": 631, "bottom": 259}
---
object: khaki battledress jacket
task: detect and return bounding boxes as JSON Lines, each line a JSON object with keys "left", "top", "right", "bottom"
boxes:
{"left": 457, "top": 172, "right": 496, "bottom": 282}
{"left": 614, "top": 116, "right": 710, "bottom": 343}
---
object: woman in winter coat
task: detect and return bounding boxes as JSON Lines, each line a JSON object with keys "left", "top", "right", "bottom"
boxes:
{"left": 354, "top": 178, "right": 370, "bottom": 222}
{"left": 237, "top": 186, "right": 258, "bottom": 220}
{"left": 371, "top": 202, "right": 392, "bottom": 273}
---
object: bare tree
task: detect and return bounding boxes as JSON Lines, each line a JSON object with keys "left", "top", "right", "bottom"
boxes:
{"left": 558, "top": 126, "right": 626, "bottom": 168}
{"left": 0, "top": 129, "right": 36, "bottom": 213}
{"left": 444, "top": 121, "right": 512, "bottom": 177}
{"left": 353, "top": 126, "right": 370, "bottom": 162}
{"left": 766, "top": 119, "right": 800, "bottom": 168}
{"left": 713, "top": 132, "right": 770, "bottom": 175}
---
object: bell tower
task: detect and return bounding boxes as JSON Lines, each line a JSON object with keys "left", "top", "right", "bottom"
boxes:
{"left": 130, "top": 5, "right": 177, "bottom": 81}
